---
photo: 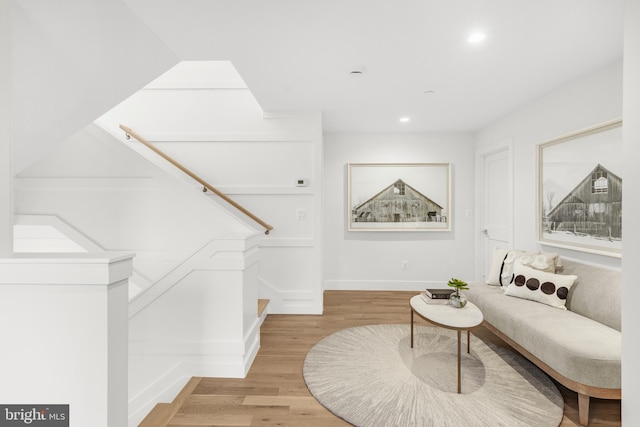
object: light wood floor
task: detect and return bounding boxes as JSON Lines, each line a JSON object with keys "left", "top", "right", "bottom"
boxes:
{"left": 140, "top": 291, "right": 621, "bottom": 426}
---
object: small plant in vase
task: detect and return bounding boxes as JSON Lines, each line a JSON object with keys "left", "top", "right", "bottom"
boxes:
{"left": 447, "top": 277, "right": 469, "bottom": 308}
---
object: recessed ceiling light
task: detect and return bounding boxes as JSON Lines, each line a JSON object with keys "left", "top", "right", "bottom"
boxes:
{"left": 399, "top": 117, "right": 410, "bottom": 123}
{"left": 468, "top": 32, "right": 486, "bottom": 44}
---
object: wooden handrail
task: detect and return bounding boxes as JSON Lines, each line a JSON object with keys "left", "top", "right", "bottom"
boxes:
{"left": 119, "top": 124, "right": 273, "bottom": 235}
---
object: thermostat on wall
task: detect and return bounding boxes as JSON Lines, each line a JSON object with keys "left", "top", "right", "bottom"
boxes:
{"left": 296, "top": 179, "right": 309, "bottom": 187}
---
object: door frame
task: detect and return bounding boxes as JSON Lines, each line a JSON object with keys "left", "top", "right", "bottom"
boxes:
{"left": 475, "top": 139, "right": 514, "bottom": 281}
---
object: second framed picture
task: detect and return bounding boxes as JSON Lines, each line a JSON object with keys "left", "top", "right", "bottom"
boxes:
{"left": 348, "top": 163, "right": 451, "bottom": 232}
{"left": 537, "top": 119, "right": 622, "bottom": 257}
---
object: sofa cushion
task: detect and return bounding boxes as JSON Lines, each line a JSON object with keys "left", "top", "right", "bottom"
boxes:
{"left": 466, "top": 283, "right": 621, "bottom": 389}
{"left": 561, "top": 259, "right": 621, "bottom": 331}
{"left": 504, "top": 262, "right": 577, "bottom": 309}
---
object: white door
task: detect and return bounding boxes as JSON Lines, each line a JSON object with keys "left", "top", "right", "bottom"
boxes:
{"left": 479, "top": 145, "right": 513, "bottom": 281}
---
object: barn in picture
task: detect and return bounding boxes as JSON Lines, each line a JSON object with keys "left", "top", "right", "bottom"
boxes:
{"left": 352, "top": 179, "right": 445, "bottom": 224}
{"left": 546, "top": 164, "right": 622, "bottom": 240}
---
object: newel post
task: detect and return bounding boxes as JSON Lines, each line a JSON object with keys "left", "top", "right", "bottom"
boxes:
{"left": 0, "top": 253, "right": 133, "bottom": 427}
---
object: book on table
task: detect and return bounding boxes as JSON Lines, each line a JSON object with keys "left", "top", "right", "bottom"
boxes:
{"left": 425, "top": 288, "right": 454, "bottom": 299}
{"left": 420, "top": 292, "right": 450, "bottom": 304}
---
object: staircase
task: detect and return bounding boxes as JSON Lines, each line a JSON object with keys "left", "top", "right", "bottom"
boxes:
{"left": 137, "top": 299, "right": 269, "bottom": 427}
{"left": 14, "top": 122, "right": 267, "bottom": 426}
{"left": 14, "top": 207, "right": 267, "bottom": 427}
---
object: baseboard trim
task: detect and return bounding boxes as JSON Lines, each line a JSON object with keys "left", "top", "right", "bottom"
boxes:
{"left": 323, "top": 279, "right": 447, "bottom": 291}
{"left": 258, "top": 278, "right": 323, "bottom": 314}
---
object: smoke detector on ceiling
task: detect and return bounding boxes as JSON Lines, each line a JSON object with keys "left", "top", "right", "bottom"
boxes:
{"left": 349, "top": 66, "right": 365, "bottom": 76}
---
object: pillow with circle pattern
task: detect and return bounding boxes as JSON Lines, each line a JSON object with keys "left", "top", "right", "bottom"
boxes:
{"left": 504, "top": 262, "right": 577, "bottom": 309}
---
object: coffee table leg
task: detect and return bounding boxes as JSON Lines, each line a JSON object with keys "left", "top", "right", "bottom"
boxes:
{"left": 410, "top": 309, "right": 414, "bottom": 348}
{"left": 467, "top": 330, "right": 471, "bottom": 353}
{"left": 457, "top": 329, "right": 461, "bottom": 394}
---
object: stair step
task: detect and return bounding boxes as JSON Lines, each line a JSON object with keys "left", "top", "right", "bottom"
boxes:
{"left": 138, "top": 377, "right": 202, "bottom": 426}
{"left": 138, "top": 403, "right": 172, "bottom": 427}
{"left": 258, "top": 298, "right": 270, "bottom": 328}
{"left": 258, "top": 299, "right": 269, "bottom": 317}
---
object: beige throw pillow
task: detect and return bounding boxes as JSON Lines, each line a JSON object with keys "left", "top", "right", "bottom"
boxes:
{"left": 486, "top": 248, "right": 561, "bottom": 287}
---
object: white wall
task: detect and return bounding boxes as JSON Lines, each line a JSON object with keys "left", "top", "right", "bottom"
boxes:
{"left": 11, "top": 0, "right": 178, "bottom": 172}
{"left": 1, "top": 0, "right": 12, "bottom": 252}
{"left": 475, "top": 59, "right": 623, "bottom": 269}
{"left": 324, "top": 133, "right": 476, "bottom": 289}
{"left": 475, "top": 56, "right": 631, "bottom": 419}
{"left": 622, "top": 1, "right": 640, "bottom": 424}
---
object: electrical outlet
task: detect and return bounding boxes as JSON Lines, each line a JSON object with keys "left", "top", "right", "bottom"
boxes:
{"left": 402, "top": 260, "right": 408, "bottom": 270}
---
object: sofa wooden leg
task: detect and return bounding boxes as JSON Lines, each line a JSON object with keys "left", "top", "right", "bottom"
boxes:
{"left": 578, "top": 393, "right": 590, "bottom": 426}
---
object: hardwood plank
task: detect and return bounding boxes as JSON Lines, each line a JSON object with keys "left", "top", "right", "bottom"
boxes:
{"left": 148, "top": 291, "right": 621, "bottom": 427}
{"left": 248, "top": 414, "right": 348, "bottom": 427}
{"left": 168, "top": 413, "right": 253, "bottom": 426}
{"left": 182, "top": 395, "right": 246, "bottom": 406}
{"left": 242, "top": 395, "right": 319, "bottom": 408}
{"left": 192, "top": 383, "right": 280, "bottom": 397}
{"left": 179, "top": 397, "right": 289, "bottom": 418}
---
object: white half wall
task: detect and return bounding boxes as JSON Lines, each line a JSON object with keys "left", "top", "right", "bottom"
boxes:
{"left": 324, "top": 133, "right": 476, "bottom": 290}
{"left": 0, "top": 253, "right": 133, "bottom": 427}
{"left": 128, "top": 234, "right": 261, "bottom": 427}
{"left": 475, "top": 59, "right": 623, "bottom": 269}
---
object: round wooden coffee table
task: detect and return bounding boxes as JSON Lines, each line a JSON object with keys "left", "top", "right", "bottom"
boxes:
{"left": 410, "top": 294, "right": 483, "bottom": 393}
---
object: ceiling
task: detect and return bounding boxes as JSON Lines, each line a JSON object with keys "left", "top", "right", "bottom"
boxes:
{"left": 122, "top": 0, "right": 624, "bottom": 133}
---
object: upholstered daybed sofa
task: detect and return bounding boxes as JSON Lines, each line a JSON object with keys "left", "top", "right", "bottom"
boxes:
{"left": 465, "top": 250, "right": 621, "bottom": 426}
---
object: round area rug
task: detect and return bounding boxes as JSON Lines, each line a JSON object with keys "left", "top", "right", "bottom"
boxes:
{"left": 303, "top": 324, "right": 563, "bottom": 427}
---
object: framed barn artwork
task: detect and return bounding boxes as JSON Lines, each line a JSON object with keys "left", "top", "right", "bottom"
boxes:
{"left": 537, "top": 119, "right": 622, "bottom": 258}
{"left": 348, "top": 163, "right": 451, "bottom": 232}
